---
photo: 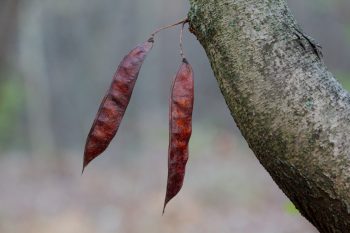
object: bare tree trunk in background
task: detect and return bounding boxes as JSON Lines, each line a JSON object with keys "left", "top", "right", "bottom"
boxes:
{"left": 188, "top": 0, "right": 350, "bottom": 232}
{"left": 17, "top": 1, "right": 56, "bottom": 156}
{"left": 0, "top": 0, "right": 19, "bottom": 67}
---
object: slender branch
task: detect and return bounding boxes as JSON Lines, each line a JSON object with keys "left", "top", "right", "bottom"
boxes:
{"left": 151, "top": 18, "right": 188, "bottom": 37}
{"left": 179, "top": 22, "right": 187, "bottom": 59}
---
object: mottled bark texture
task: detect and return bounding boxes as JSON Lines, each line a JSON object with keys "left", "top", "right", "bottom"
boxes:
{"left": 188, "top": 0, "right": 350, "bottom": 232}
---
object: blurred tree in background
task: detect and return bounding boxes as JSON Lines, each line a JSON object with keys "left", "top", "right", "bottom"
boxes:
{"left": 0, "top": 0, "right": 24, "bottom": 152}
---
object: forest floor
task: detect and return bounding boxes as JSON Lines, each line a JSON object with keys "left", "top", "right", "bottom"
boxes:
{"left": 0, "top": 137, "right": 317, "bottom": 233}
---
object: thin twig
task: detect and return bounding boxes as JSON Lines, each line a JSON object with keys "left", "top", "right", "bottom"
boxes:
{"left": 151, "top": 18, "right": 188, "bottom": 37}
{"left": 180, "top": 22, "right": 186, "bottom": 59}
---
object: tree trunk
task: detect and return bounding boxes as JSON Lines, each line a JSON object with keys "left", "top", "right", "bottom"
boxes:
{"left": 187, "top": 0, "right": 350, "bottom": 232}
{"left": 0, "top": 0, "right": 19, "bottom": 65}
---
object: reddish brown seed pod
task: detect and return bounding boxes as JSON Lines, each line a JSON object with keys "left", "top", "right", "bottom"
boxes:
{"left": 163, "top": 58, "right": 194, "bottom": 213}
{"left": 82, "top": 38, "right": 154, "bottom": 172}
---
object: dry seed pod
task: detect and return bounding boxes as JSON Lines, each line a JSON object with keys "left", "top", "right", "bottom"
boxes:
{"left": 163, "top": 58, "right": 194, "bottom": 213}
{"left": 83, "top": 38, "right": 154, "bottom": 172}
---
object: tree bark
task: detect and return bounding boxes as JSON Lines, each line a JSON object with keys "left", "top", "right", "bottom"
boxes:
{"left": 187, "top": 0, "right": 350, "bottom": 232}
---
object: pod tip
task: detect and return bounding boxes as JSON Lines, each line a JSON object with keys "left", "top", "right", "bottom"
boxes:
{"left": 81, "top": 163, "right": 87, "bottom": 175}
{"left": 81, "top": 157, "right": 90, "bottom": 175}
{"left": 162, "top": 203, "right": 167, "bottom": 216}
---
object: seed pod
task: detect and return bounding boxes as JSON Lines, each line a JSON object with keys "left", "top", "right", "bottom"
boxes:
{"left": 163, "top": 58, "right": 194, "bottom": 213}
{"left": 83, "top": 38, "right": 154, "bottom": 172}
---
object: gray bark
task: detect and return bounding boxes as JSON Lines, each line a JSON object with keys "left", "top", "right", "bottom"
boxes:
{"left": 187, "top": 0, "right": 350, "bottom": 232}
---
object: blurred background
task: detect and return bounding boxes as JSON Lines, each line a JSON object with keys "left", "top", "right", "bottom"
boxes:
{"left": 0, "top": 0, "right": 349, "bottom": 232}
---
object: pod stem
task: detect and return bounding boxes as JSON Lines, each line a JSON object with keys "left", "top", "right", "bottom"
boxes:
{"left": 180, "top": 21, "right": 187, "bottom": 60}
{"left": 151, "top": 18, "right": 188, "bottom": 37}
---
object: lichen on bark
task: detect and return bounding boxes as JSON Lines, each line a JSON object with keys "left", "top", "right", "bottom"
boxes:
{"left": 188, "top": 0, "right": 350, "bottom": 232}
